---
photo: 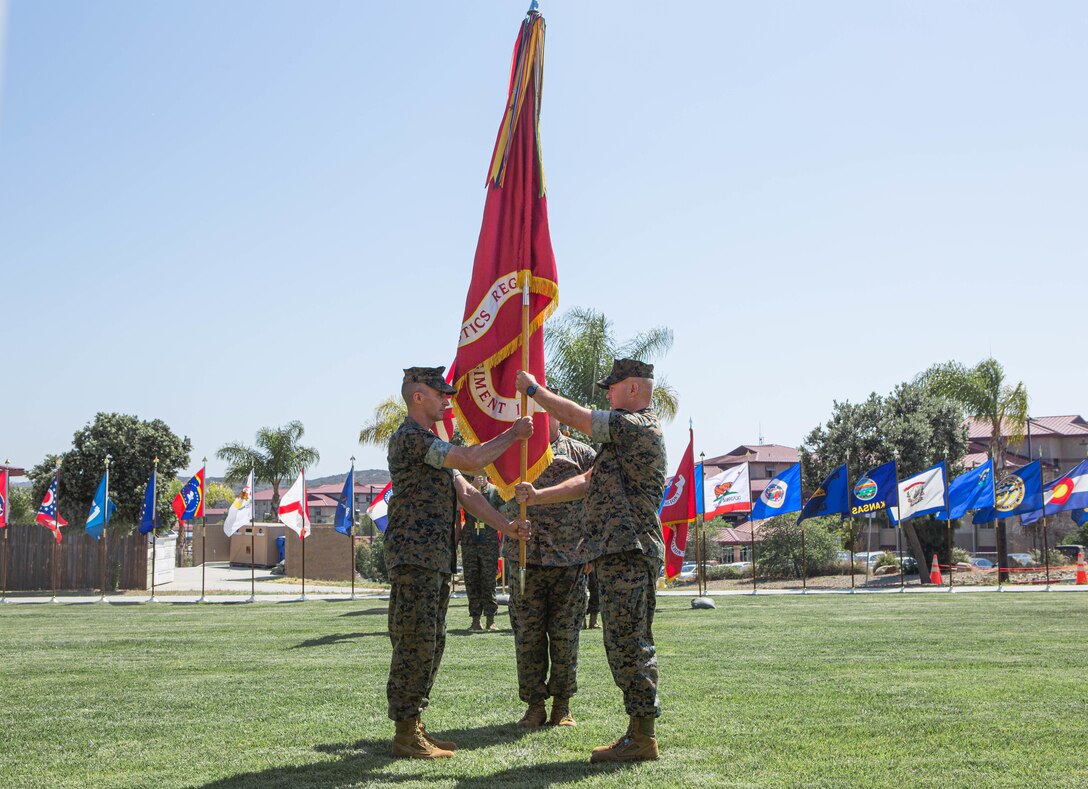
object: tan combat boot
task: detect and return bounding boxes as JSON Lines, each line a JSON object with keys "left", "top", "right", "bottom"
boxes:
{"left": 517, "top": 701, "right": 548, "bottom": 728}
{"left": 391, "top": 717, "right": 454, "bottom": 759}
{"left": 588, "top": 612, "right": 600, "bottom": 629}
{"left": 470, "top": 616, "right": 482, "bottom": 631}
{"left": 419, "top": 718, "right": 457, "bottom": 751}
{"left": 589, "top": 717, "right": 658, "bottom": 763}
{"left": 485, "top": 614, "right": 497, "bottom": 631}
{"left": 549, "top": 698, "right": 576, "bottom": 727}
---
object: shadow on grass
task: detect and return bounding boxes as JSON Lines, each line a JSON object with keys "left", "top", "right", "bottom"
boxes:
{"left": 197, "top": 733, "right": 625, "bottom": 788}
{"left": 291, "top": 632, "right": 388, "bottom": 649}
{"left": 340, "top": 607, "right": 389, "bottom": 617}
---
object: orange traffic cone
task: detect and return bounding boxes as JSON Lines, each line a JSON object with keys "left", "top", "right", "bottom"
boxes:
{"left": 929, "top": 554, "right": 943, "bottom": 585}
{"left": 1076, "top": 551, "right": 1087, "bottom": 586}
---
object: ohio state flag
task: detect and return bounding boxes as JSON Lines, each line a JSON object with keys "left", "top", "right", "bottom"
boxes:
{"left": 660, "top": 430, "right": 696, "bottom": 580}
{"left": 452, "top": 9, "right": 558, "bottom": 499}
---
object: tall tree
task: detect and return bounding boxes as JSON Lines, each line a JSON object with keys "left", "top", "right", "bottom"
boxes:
{"left": 358, "top": 396, "right": 407, "bottom": 449}
{"left": 918, "top": 357, "right": 1028, "bottom": 580}
{"left": 800, "top": 382, "right": 967, "bottom": 580}
{"left": 27, "top": 413, "right": 192, "bottom": 533}
{"left": 544, "top": 307, "right": 679, "bottom": 421}
{"left": 217, "top": 421, "right": 319, "bottom": 513}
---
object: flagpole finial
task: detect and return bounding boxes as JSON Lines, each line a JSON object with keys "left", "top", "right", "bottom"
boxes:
{"left": 528, "top": 0, "right": 539, "bottom": 13}
{"left": 55, "top": 457, "right": 62, "bottom": 469}
{"left": 105, "top": 455, "right": 112, "bottom": 468}
{"left": 350, "top": 455, "right": 356, "bottom": 464}
{"left": 202, "top": 456, "right": 207, "bottom": 465}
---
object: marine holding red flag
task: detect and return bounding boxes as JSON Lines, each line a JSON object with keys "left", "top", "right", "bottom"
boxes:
{"left": 659, "top": 430, "right": 696, "bottom": 581}
{"left": 452, "top": 8, "right": 558, "bottom": 499}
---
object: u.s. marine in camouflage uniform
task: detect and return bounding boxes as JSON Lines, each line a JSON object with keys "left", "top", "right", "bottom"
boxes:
{"left": 384, "top": 366, "right": 532, "bottom": 760}
{"left": 459, "top": 476, "right": 501, "bottom": 631}
{"left": 503, "top": 418, "right": 596, "bottom": 728}
{"left": 515, "top": 359, "right": 667, "bottom": 763}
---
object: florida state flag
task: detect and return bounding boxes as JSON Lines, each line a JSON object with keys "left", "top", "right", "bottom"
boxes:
{"left": 453, "top": 9, "right": 558, "bottom": 499}
{"left": 660, "top": 429, "right": 696, "bottom": 580}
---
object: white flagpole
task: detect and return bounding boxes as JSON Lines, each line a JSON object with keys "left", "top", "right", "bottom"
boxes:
{"left": 248, "top": 468, "right": 256, "bottom": 603}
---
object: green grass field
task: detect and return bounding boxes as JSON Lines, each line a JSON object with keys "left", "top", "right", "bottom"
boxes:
{"left": 3, "top": 593, "right": 1087, "bottom": 788}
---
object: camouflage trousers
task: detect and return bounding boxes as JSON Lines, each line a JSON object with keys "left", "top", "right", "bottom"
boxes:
{"left": 386, "top": 564, "right": 451, "bottom": 721}
{"left": 586, "top": 567, "right": 600, "bottom": 616}
{"left": 509, "top": 563, "right": 588, "bottom": 704}
{"left": 596, "top": 550, "right": 661, "bottom": 718}
{"left": 461, "top": 541, "right": 499, "bottom": 618}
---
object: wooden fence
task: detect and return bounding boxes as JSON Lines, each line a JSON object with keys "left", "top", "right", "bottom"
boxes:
{"left": 0, "top": 523, "right": 149, "bottom": 592}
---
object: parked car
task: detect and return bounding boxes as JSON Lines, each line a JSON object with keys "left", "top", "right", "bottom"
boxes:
{"left": 968, "top": 557, "right": 994, "bottom": 569}
{"left": 676, "top": 562, "right": 698, "bottom": 582}
{"left": 1055, "top": 545, "right": 1086, "bottom": 561}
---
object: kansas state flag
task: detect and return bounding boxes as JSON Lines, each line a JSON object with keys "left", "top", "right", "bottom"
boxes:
{"left": 973, "top": 460, "right": 1043, "bottom": 524}
{"left": 334, "top": 469, "right": 355, "bottom": 536}
{"left": 936, "top": 459, "right": 995, "bottom": 521}
{"left": 797, "top": 464, "right": 849, "bottom": 524}
{"left": 85, "top": 475, "right": 117, "bottom": 539}
{"left": 750, "top": 463, "right": 802, "bottom": 521}
{"left": 139, "top": 469, "right": 158, "bottom": 535}
{"left": 850, "top": 460, "right": 898, "bottom": 517}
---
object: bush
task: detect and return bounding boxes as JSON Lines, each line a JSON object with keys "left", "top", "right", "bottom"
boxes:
{"left": 951, "top": 547, "right": 971, "bottom": 565}
{"left": 1031, "top": 548, "right": 1072, "bottom": 567}
{"left": 755, "top": 515, "right": 842, "bottom": 579}
{"left": 873, "top": 551, "right": 899, "bottom": 570}
{"left": 706, "top": 564, "right": 752, "bottom": 581}
{"left": 355, "top": 535, "right": 388, "bottom": 582}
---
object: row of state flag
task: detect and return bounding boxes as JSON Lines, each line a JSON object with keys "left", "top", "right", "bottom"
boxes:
{"left": 657, "top": 431, "right": 1088, "bottom": 580}
{"left": 0, "top": 464, "right": 393, "bottom": 545}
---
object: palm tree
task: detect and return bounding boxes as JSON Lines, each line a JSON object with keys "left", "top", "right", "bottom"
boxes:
{"left": 545, "top": 307, "right": 679, "bottom": 421}
{"left": 217, "top": 421, "right": 320, "bottom": 513}
{"left": 358, "top": 396, "right": 408, "bottom": 449}
{"left": 919, "top": 357, "right": 1028, "bottom": 580}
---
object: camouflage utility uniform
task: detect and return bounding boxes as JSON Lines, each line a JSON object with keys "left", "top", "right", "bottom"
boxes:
{"left": 384, "top": 415, "right": 460, "bottom": 722}
{"left": 504, "top": 433, "right": 597, "bottom": 707}
{"left": 586, "top": 407, "right": 667, "bottom": 719}
{"left": 460, "top": 482, "right": 501, "bottom": 620}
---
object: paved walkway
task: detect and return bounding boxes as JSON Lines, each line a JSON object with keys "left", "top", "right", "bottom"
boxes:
{"left": 1, "top": 563, "right": 1085, "bottom": 605}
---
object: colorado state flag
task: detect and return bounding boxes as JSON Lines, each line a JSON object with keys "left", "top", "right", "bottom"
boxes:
{"left": 1020, "top": 459, "right": 1088, "bottom": 525}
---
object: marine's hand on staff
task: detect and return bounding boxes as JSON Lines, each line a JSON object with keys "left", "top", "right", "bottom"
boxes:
{"left": 511, "top": 416, "right": 533, "bottom": 440}
{"left": 505, "top": 517, "right": 531, "bottom": 541}
{"left": 514, "top": 482, "right": 537, "bottom": 504}
{"left": 516, "top": 370, "right": 538, "bottom": 394}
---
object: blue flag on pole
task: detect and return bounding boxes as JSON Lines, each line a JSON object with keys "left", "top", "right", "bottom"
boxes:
{"left": 850, "top": 460, "right": 898, "bottom": 517}
{"left": 139, "top": 469, "right": 157, "bottom": 535}
{"left": 1073, "top": 508, "right": 1088, "bottom": 526}
{"left": 85, "top": 475, "right": 117, "bottom": 539}
{"left": 750, "top": 463, "right": 802, "bottom": 521}
{"left": 936, "top": 459, "right": 994, "bottom": 521}
{"left": 1020, "top": 459, "right": 1088, "bottom": 526}
{"left": 334, "top": 468, "right": 355, "bottom": 536}
{"left": 798, "top": 464, "right": 849, "bottom": 524}
{"left": 973, "top": 460, "right": 1043, "bottom": 524}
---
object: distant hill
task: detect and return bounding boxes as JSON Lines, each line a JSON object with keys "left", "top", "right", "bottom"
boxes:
{"left": 198, "top": 469, "right": 390, "bottom": 491}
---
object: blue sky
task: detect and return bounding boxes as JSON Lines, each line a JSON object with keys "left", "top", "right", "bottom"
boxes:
{"left": 1, "top": 1, "right": 1085, "bottom": 479}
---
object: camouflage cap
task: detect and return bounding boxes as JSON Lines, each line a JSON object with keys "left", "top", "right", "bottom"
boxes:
{"left": 402, "top": 366, "right": 457, "bottom": 394}
{"left": 596, "top": 358, "right": 654, "bottom": 389}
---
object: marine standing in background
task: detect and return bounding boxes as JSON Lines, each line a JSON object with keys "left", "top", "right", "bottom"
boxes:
{"left": 515, "top": 359, "right": 667, "bottom": 763}
{"left": 460, "top": 475, "right": 501, "bottom": 631}
{"left": 384, "top": 366, "right": 532, "bottom": 759}
{"left": 505, "top": 419, "right": 596, "bottom": 728}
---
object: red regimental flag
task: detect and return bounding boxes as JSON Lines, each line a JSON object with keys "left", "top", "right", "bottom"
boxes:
{"left": 453, "top": 10, "right": 557, "bottom": 499}
{"left": 660, "top": 431, "right": 696, "bottom": 580}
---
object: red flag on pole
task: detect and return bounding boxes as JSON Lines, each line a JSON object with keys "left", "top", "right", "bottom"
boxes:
{"left": 453, "top": 9, "right": 558, "bottom": 499}
{"left": 660, "top": 430, "right": 696, "bottom": 580}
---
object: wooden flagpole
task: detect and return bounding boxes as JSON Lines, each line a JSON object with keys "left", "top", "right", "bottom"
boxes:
{"left": 248, "top": 469, "right": 256, "bottom": 603}
{"left": 100, "top": 455, "right": 111, "bottom": 602}
{"left": 300, "top": 468, "right": 308, "bottom": 602}
{"left": 149, "top": 458, "right": 159, "bottom": 603}
{"left": 349, "top": 457, "right": 357, "bottom": 601}
{"left": 51, "top": 459, "right": 61, "bottom": 603}
{"left": 518, "top": 279, "right": 530, "bottom": 596}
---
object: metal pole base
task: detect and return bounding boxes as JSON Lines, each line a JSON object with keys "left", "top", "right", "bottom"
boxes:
{"left": 246, "top": 596, "right": 257, "bottom": 604}
{"left": 298, "top": 594, "right": 308, "bottom": 602}
{"left": 50, "top": 596, "right": 59, "bottom": 604}
{"left": 195, "top": 597, "right": 207, "bottom": 604}
{"left": 148, "top": 596, "right": 158, "bottom": 603}
{"left": 98, "top": 595, "right": 108, "bottom": 604}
